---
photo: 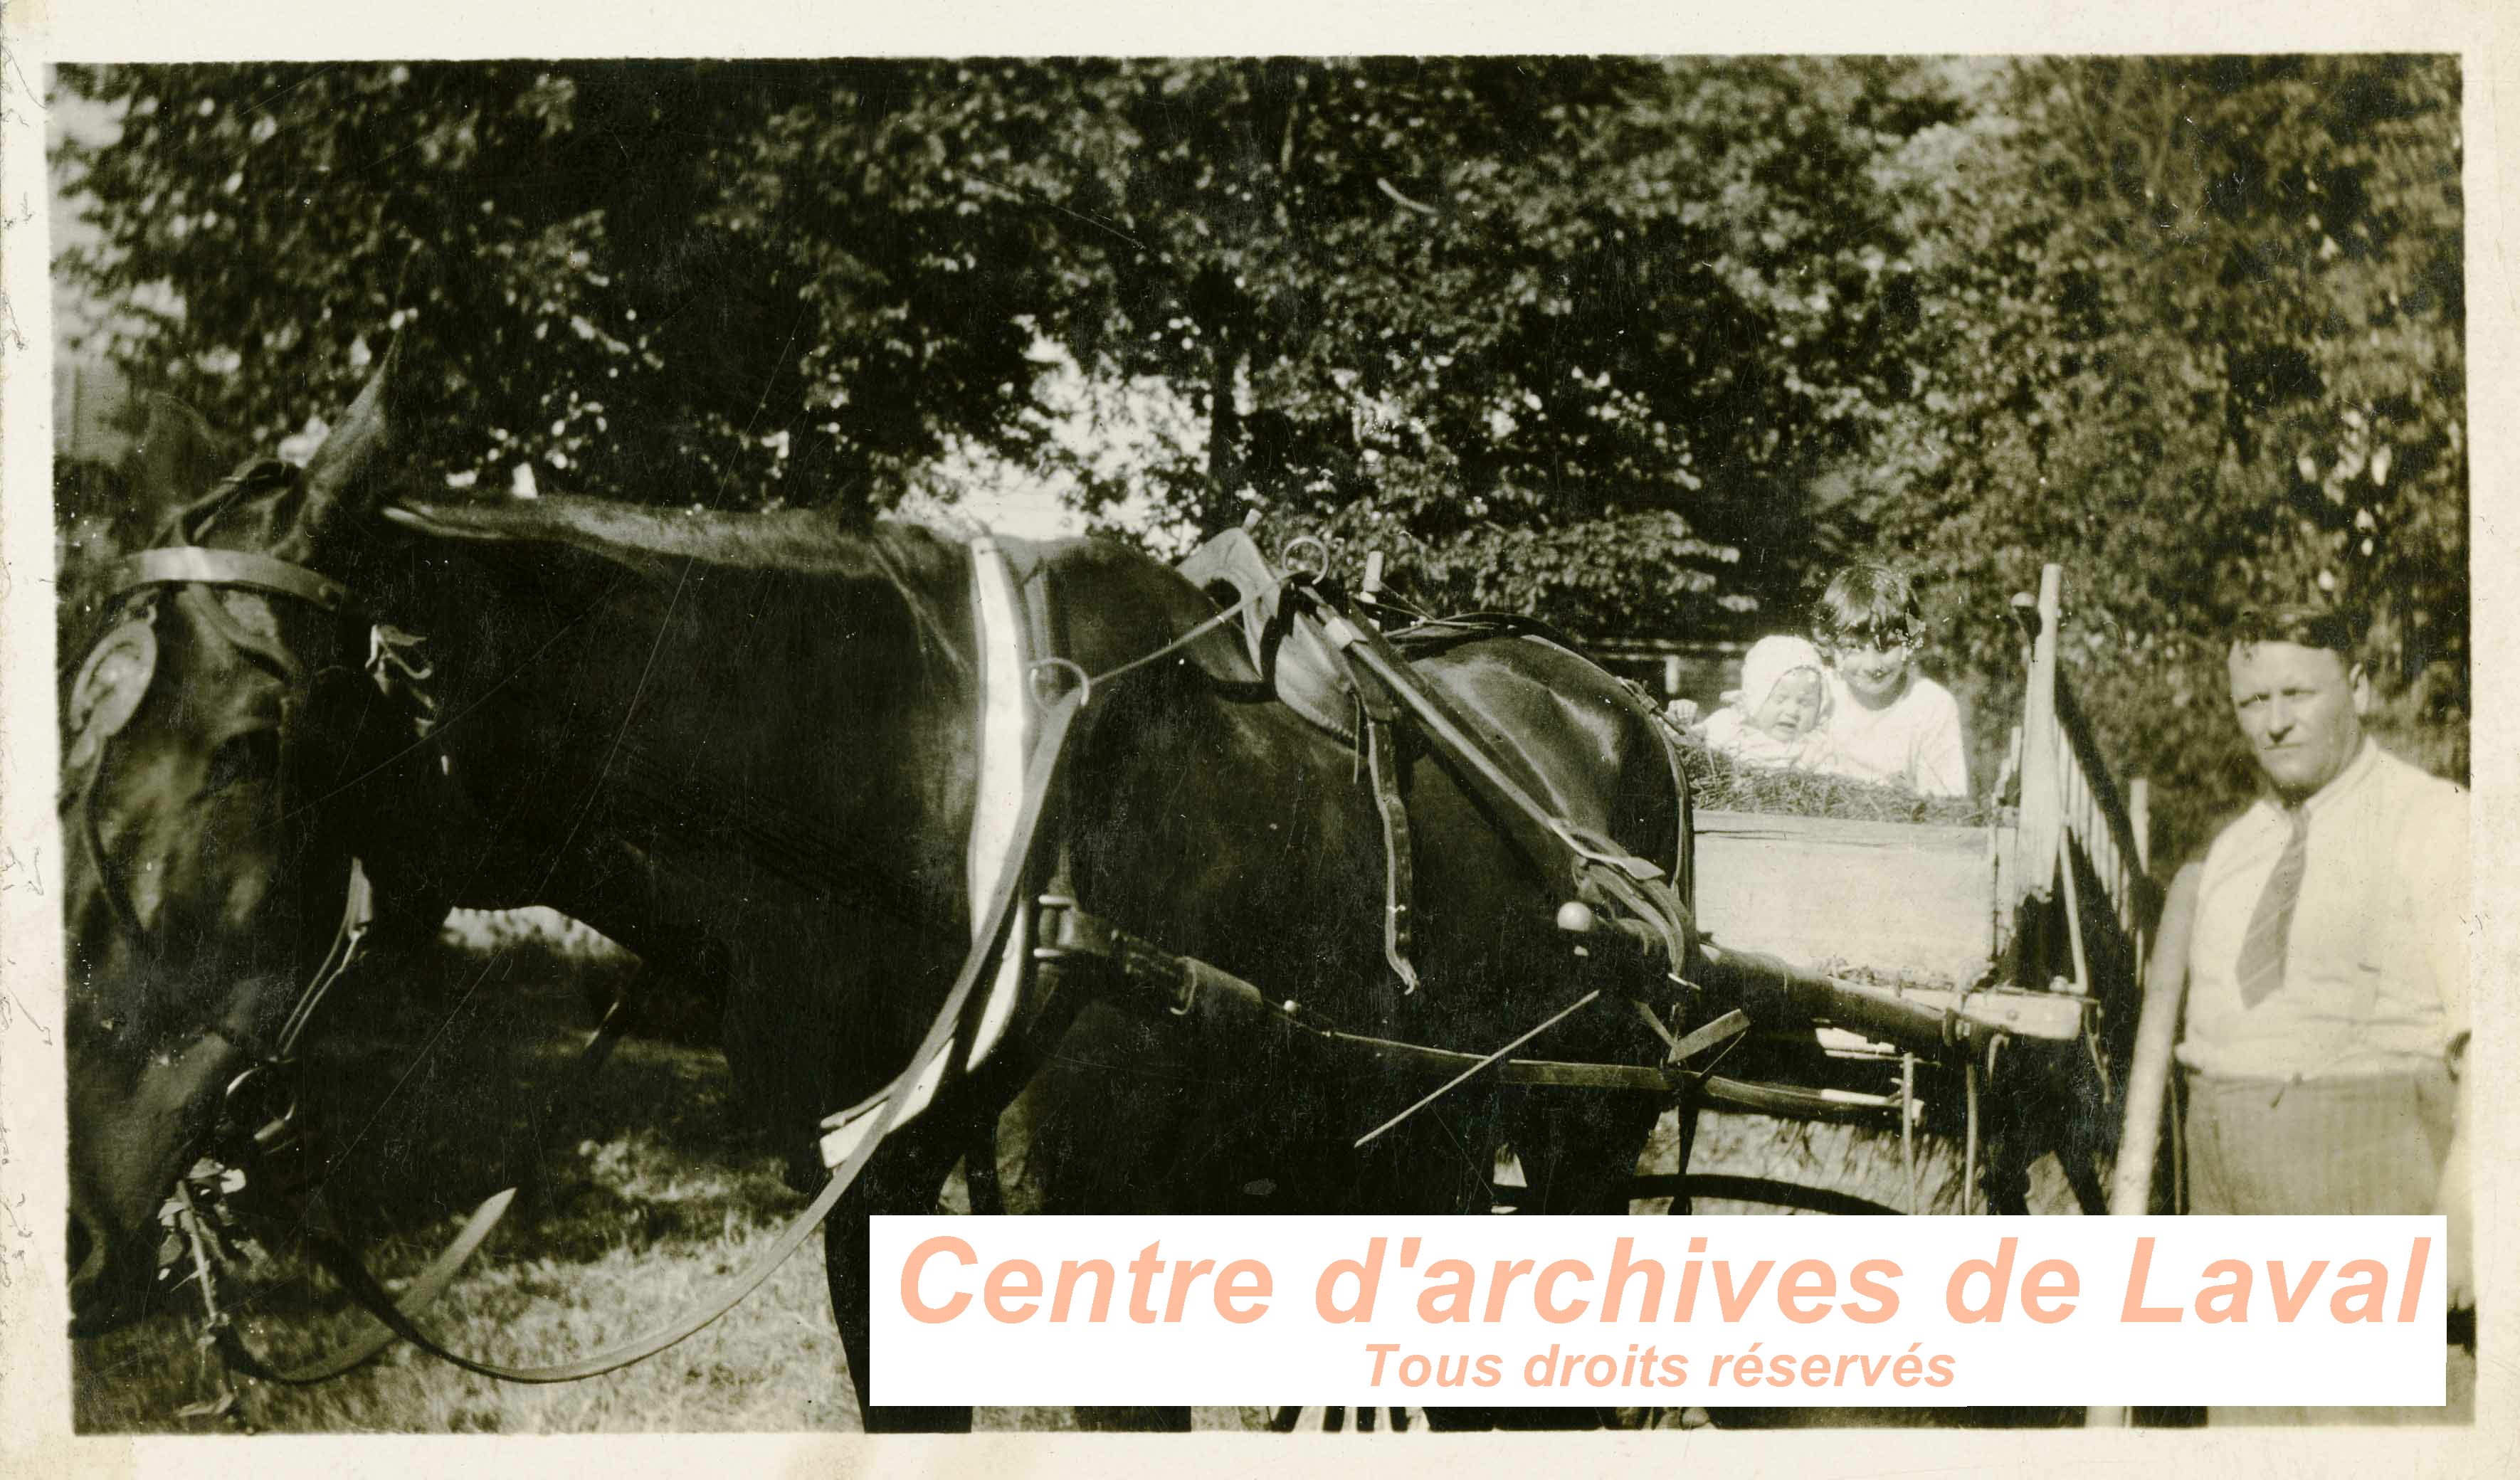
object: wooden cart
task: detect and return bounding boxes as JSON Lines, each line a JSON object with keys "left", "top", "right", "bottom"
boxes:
{"left": 1672, "top": 565, "right": 2161, "bottom": 1216}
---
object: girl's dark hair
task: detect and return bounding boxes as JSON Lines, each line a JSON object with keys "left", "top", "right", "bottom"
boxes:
{"left": 1812, "top": 562, "right": 1924, "bottom": 647}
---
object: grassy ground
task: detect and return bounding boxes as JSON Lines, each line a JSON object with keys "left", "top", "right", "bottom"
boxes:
{"left": 75, "top": 908, "right": 2070, "bottom": 1435}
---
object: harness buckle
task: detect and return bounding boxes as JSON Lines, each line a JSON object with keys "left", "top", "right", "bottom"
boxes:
{"left": 1031, "top": 894, "right": 1080, "bottom": 961}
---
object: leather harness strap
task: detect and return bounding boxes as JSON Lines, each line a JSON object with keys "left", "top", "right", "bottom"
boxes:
{"left": 111, "top": 546, "right": 361, "bottom": 618}
{"left": 240, "top": 683, "right": 1090, "bottom": 1385}
{"left": 211, "top": 986, "right": 646, "bottom": 1385}
{"left": 1344, "top": 655, "right": 1423, "bottom": 994}
{"left": 1033, "top": 898, "right": 1745, "bottom": 1094}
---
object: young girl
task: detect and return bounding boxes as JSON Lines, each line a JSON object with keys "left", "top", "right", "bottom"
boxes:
{"left": 1810, "top": 563, "right": 1970, "bottom": 798}
{"left": 1689, "top": 634, "right": 1833, "bottom": 768}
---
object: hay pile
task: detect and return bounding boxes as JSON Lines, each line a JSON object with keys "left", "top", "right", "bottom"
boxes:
{"left": 1675, "top": 738, "right": 1989, "bottom": 826}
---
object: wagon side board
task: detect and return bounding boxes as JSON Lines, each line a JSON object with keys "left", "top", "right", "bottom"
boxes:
{"left": 1691, "top": 810, "right": 2014, "bottom": 988}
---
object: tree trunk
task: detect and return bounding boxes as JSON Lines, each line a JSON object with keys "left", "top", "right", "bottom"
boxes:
{"left": 1203, "top": 332, "right": 1246, "bottom": 537}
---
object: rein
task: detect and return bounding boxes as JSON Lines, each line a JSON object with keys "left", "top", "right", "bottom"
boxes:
{"left": 191, "top": 552, "right": 1277, "bottom": 1390}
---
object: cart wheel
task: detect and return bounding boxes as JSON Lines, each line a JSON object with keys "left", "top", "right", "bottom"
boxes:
{"left": 1627, "top": 1173, "right": 1904, "bottom": 1217}
{"left": 1265, "top": 1406, "right": 1425, "bottom": 1432}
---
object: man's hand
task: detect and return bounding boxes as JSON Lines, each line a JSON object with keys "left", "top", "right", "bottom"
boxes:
{"left": 2435, "top": 1125, "right": 2472, "bottom": 1311}
{"left": 1662, "top": 698, "right": 1702, "bottom": 731}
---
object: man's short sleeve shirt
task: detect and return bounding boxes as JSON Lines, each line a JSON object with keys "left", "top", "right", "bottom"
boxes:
{"left": 2180, "top": 739, "right": 2469, "bottom": 1079}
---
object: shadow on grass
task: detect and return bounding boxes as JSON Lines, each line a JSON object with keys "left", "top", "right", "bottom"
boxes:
{"left": 73, "top": 924, "right": 817, "bottom": 1433}
{"left": 76, "top": 917, "right": 2102, "bottom": 1434}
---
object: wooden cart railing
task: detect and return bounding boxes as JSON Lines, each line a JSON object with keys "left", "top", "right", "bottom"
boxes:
{"left": 2006, "top": 564, "right": 2160, "bottom": 996}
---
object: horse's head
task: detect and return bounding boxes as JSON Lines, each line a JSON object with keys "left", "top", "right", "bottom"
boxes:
{"left": 63, "top": 354, "right": 423, "bottom": 1333}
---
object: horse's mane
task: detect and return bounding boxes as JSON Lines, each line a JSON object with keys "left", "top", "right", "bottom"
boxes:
{"left": 381, "top": 495, "right": 982, "bottom": 680}
{"left": 381, "top": 495, "right": 968, "bottom": 578}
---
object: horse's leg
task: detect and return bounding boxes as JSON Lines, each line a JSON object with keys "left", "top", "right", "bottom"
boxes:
{"left": 1519, "top": 1087, "right": 1667, "bottom": 1216}
{"left": 826, "top": 1111, "right": 979, "bottom": 1434}
{"left": 1429, "top": 1087, "right": 1662, "bottom": 1433}
{"left": 997, "top": 1005, "right": 1201, "bottom": 1432}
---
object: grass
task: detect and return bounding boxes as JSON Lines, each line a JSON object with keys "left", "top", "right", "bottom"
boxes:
{"left": 75, "top": 907, "right": 2071, "bottom": 1435}
{"left": 68, "top": 914, "right": 1289, "bottom": 1434}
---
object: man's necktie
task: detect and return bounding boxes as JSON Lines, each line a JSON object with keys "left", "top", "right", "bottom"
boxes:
{"left": 2235, "top": 812, "right": 2309, "bottom": 1008}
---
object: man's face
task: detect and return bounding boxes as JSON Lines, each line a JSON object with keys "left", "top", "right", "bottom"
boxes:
{"left": 2226, "top": 640, "right": 2371, "bottom": 800}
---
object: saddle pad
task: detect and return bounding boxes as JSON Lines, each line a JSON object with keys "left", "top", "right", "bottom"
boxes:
{"left": 1176, "top": 527, "right": 1355, "bottom": 740}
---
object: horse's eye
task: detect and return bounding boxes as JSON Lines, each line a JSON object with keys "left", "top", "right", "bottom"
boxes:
{"left": 202, "top": 729, "right": 280, "bottom": 796}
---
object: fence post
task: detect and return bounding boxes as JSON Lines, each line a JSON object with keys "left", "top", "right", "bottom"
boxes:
{"left": 2129, "top": 778, "right": 2151, "bottom": 874}
{"left": 2012, "top": 566, "right": 2065, "bottom": 919}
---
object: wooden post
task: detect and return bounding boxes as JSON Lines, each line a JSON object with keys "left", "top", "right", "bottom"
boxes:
{"left": 2087, "top": 859, "right": 2194, "bottom": 1435}
{"left": 2129, "top": 777, "right": 2151, "bottom": 874}
{"left": 1663, "top": 654, "right": 1682, "bottom": 699}
{"left": 2109, "top": 862, "right": 2200, "bottom": 1211}
{"left": 1361, "top": 550, "right": 1386, "bottom": 631}
{"left": 2011, "top": 566, "right": 2065, "bottom": 936}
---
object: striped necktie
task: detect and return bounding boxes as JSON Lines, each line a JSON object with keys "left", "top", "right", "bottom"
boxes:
{"left": 2235, "top": 810, "right": 2310, "bottom": 1008}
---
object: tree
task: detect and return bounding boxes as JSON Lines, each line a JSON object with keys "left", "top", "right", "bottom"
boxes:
{"left": 873, "top": 58, "right": 1962, "bottom": 637}
{"left": 58, "top": 58, "right": 1962, "bottom": 640}
{"left": 1857, "top": 56, "right": 2465, "bottom": 857}
{"left": 54, "top": 62, "right": 1082, "bottom": 522}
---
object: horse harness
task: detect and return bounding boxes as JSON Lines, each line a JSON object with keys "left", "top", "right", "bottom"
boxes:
{"left": 97, "top": 529, "right": 1716, "bottom": 1400}
{"left": 73, "top": 546, "right": 441, "bottom": 1173}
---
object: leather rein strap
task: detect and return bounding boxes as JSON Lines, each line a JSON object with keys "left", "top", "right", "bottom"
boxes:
{"left": 211, "top": 551, "right": 1269, "bottom": 1388}
{"left": 220, "top": 682, "right": 1090, "bottom": 1385}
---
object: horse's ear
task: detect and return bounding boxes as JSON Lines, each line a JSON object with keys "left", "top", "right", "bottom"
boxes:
{"left": 130, "top": 394, "right": 231, "bottom": 512}
{"left": 297, "top": 338, "right": 411, "bottom": 530}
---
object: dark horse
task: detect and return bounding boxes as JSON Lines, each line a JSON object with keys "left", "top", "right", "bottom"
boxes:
{"left": 63, "top": 353, "right": 1688, "bottom": 1428}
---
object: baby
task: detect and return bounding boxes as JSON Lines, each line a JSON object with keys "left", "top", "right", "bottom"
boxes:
{"left": 1684, "top": 634, "right": 1833, "bottom": 768}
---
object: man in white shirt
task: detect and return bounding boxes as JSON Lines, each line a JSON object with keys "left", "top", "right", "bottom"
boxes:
{"left": 2176, "top": 603, "right": 2471, "bottom": 1422}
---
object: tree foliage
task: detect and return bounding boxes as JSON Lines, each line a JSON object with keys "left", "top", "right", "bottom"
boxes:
{"left": 1855, "top": 56, "right": 2465, "bottom": 857}
{"left": 58, "top": 58, "right": 1954, "bottom": 634}
{"left": 56, "top": 58, "right": 2465, "bottom": 856}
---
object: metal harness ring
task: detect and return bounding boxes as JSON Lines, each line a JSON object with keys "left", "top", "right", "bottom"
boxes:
{"left": 1027, "top": 656, "right": 1091, "bottom": 710}
{"left": 1280, "top": 534, "right": 1331, "bottom": 582}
